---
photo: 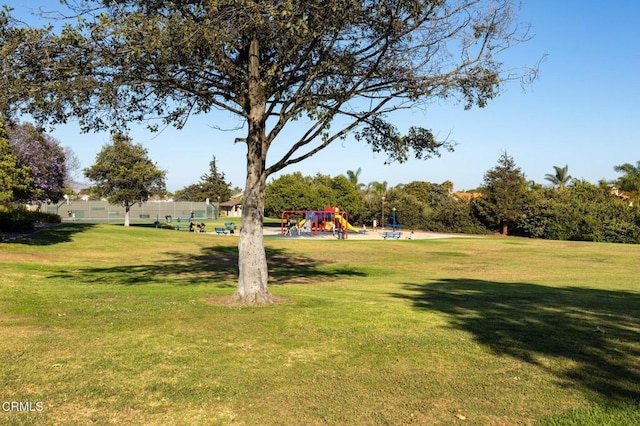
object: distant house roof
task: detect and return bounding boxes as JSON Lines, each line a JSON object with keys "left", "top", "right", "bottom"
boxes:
{"left": 220, "top": 199, "right": 242, "bottom": 207}
{"left": 454, "top": 191, "right": 483, "bottom": 202}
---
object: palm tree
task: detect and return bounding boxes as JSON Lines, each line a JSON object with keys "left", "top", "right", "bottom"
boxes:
{"left": 366, "top": 180, "right": 388, "bottom": 196}
{"left": 544, "top": 165, "right": 572, "bottom": 190}
{"left": 527, "top": 179, "right": 542, "bottom": 191}
{"left": 613, "top": 161, "right": 640, "bottom": 194}
{"left": 346, "top": 168, "right": 365, "bottom": 191}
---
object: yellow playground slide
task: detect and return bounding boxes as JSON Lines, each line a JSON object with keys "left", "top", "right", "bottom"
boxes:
{"left": 335, "top": 214, "right": 359, "bottom": 233}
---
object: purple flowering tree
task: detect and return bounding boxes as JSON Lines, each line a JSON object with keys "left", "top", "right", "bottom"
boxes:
{"left": 0, "top": 117, "right": 32, "bottom": 205}
{"left": 8, "top": 123, "right": 67, "bottom": 204}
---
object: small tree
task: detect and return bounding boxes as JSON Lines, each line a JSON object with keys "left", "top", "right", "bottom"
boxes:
{"left": 174, "top": 156, "right": 232, "bottom": 202}
{"left": 473, "top": 152, "right": 527, "bottom": 235}
{"left": 84, "top": 133, "right": 166, "bottom": 226}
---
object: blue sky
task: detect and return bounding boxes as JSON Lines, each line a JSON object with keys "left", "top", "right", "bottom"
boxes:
{"left": 5, "top": 1, "right": 640, "bottom": 192}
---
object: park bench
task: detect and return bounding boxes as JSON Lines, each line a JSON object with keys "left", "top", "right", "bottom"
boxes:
{"left": 174, "top": 222, "right": 207, "bottom": 232}
{"left": 382, "top": 231, "right": 403, "bottom": 239}
{"left": 164, "top": 215, "right": 194, "bottom": 230}
{"left": 214, "top": 227, "right": 228, "bottom": 235}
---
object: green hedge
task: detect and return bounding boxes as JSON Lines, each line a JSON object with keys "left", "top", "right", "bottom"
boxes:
{"left": 0, "top": 206, "right": 61, "bottom": 234}
{"left": 514, "top": 184, "right": 640, "bottom": 244}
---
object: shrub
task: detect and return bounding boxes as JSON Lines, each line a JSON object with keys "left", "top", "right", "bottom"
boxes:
{"left": 0, "top": 206, "right": 34, "bottom": 233}
{"left": 381, "top": 189, "right": 429, "bottom": 230}
{"left": 0, "top": 205, "right": 61, "bottom": 234}
{"left": 265, "top": 172, "right": 365, "bottom": 222}
{"left": 32, "top": 211, "right": 62, "bottom": 225}
{"left": 428, "top": 199, "right": 488, "bottom": 234}
{"left": 515, "top": 184, "right": 640, "bottom": 244}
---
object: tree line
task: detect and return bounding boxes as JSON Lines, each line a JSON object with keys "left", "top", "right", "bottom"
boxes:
{"left": 3, "top": 119, "right": 639, "bottom": 245}
{"left": 0, "top": 117, "right": 240, "bottom": 230}
{"left": 265, "top": 153, "right": 640, "bottom": 244}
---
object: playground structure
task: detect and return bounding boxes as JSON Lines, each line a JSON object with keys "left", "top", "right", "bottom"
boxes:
{"left": 281, "top": 207, "right": 358, "bottom": 239}
{"left": 382, "top": 207, "right": 403, "bottom": 239}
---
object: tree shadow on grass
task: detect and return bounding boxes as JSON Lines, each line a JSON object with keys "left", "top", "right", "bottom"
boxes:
{"left": 50, "top": 245, "right": 366, "bottom": 287}
{"left": 392, "top": 279, "right": 640, "bottom": 402}
{"left": 2, "top": 223, "right": 97, "bottom": 246}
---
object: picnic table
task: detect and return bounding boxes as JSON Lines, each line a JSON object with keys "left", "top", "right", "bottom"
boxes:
{"left": 382, "top": 231, "right": 403, "bottom": 239}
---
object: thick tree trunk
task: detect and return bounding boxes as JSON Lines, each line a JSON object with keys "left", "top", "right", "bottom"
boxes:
{"left": 227, "top": 156, "right": 272, "bottom": 306}
{"left": 501, "top": 221, "right": 508, "bottom": 235}
{"left": 124, "top": 205, "right": 131, "bottom": 227}
{"left": 227, "top": 37, "right": 273, "bottom": 306}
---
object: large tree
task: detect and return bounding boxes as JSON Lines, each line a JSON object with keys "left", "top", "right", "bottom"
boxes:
{"left": 1, "top": 1, "right": 536, "bottom": 305}
{"left": 84, "top": 133, "right": 166, "bottom": 226}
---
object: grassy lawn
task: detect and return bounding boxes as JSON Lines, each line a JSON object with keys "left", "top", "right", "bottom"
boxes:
{"left": 1, "top": 223, "right": 639, "bottom": 425}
